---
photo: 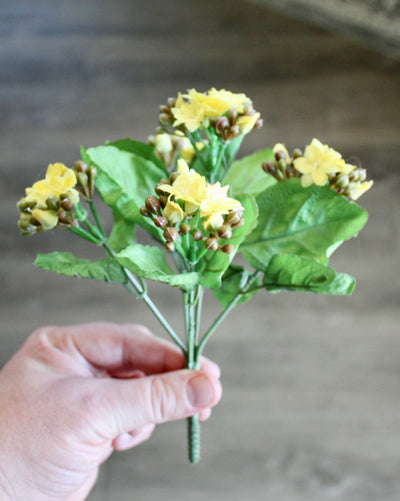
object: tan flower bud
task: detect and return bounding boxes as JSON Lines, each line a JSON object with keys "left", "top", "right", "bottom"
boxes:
{"left": 221, "top": 244, "right": 234, "bottom": 254}
{"left": 192, "top": 230, "right": 203, "bottom": 241}
{"left": 145, "top": 195, "right": 161, "bottom": 215}
{"left": 74, "top": 160, "right": 88, "bottom": 172}
{"left": 216, "top": 116, "right": 230, "bottom": 132}
{"left": 180, "top": 222, "right": 191, "bottom": 235}
{"left": 163, "top": 226, "right": 179, "bottom": 242}
{"left": 154, "top": 216, "right": 167, "bottom": 229}
{"left": 218, "top": 224, "right": 232, "bottom": 239}
{"left": 205, "top": 237, "right": 218, "bottom": 251}
{"left": 225, "top": 210, "right": 242, "bottom": 226}
{"left": 60, "top": 199, "right": 75, "bottom": 211}
{"left": 232, "top": 218, "right": 245, "bottom": 228}
{"left": 165, "top": 241, "right": 175, "bottom": 252}
{"left": 140, "top": 205, "right": 150, "bottom": 217}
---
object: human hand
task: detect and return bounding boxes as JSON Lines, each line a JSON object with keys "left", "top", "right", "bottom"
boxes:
{"left": 0, "top": 322, "right": 222, "bottom": 501}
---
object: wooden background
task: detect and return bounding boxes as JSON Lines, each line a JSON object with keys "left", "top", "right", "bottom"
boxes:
{"left": 1, "top": 1, "right": 400, "bottom": 499}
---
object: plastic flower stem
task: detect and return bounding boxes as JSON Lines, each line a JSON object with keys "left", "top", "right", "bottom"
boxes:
{"left": 88, "top": 200, "right": 106, "bottom": 238}
{"left": 103, "top": 241, "right": 186, "bottom": 353}
{"left": 213, "top": 142, "right": 228, "bottom": 180}
{"left": 184, "top": 287, "right": 201, "bottom": 463}
{"left": 196, "top": 270, "right": 261, "bottom": 361}
{"left": 68, "top": 226, "right": 102, "bottom": 244}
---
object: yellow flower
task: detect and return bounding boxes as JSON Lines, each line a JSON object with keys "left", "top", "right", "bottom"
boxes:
{"left": 164, "top": 200, "right": 185, "bottom": 224}
{"left": 206, "top": 88, "right": 249, "bottom": 114}
{"left": 171, "top": 92, "right": 206, "bottom": 132}
{"left": 293, "top": 139, "right": 345, "bottom": 187}
{"left": 200, "top": 182, "right": 243, "bottom": 231}
{"left": 25, "top": 163, "right": 79, "bottom": 208}
{"left": 171, "top": 88, "right": 256, "bottom": 133}
{"left": 347, "top": 180, "right": 373, "bottom": 200}
{"left": 158, "top": 159, "right": 207, "bottom": 214}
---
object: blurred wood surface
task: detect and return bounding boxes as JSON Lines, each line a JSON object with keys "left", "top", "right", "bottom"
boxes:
{"left": 1, "top": 1, "right": 400, "bottom": 500}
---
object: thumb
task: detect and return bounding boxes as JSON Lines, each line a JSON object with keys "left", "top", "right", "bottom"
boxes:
{"left": 88, "top": 370, "right": 222, "bottom": 438}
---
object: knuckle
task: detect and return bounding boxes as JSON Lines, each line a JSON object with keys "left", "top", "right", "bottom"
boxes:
{"left": 149, "top": 376, "right": 177, "bottom": 423}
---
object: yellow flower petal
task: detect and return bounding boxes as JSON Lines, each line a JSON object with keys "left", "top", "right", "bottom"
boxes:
{"left": 31, "top": 208, "right": 58, "bottom": 231}
{"left": 164, "top": 201, "right": 185, "bottom": 224}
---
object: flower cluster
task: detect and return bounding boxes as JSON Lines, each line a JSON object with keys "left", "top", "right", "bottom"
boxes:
{"left": 17, "top": 163, "right": 80, "bottom": 235}
{"left": 262, "top": 138, "right": 373, "bottom": 200}
{"left": 159, "top": 88, "right": 262, "bottom": 140}
{"left": 140, "top": 159, "right": 244, "bottom": 254}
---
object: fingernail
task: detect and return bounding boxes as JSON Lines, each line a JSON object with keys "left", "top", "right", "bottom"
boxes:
{"left": 186, "top": 375, "right": 214, "bottom": 407}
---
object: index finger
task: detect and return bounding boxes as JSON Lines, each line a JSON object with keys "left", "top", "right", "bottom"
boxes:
{"left": 37, "top": 322, "right": 220, "bottom": 378}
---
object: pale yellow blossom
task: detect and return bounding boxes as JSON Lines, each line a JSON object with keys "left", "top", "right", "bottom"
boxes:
{"left": 158, "top": 159, "right": 207, "bottom": 214}
{"left": 293, "top": 139, "right": 345, "bottom": 187}
{"left": 24, "top": 163, "right": 79, "bottom": 208}
{"left": 200, "top": 182, "right": 243, "bottom": 231}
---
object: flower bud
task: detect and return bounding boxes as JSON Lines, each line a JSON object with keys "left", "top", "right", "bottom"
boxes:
{"left": 140, "top": 205, "right": 150, "bottom": 217}
{"left": 29, "top": 215, "right": 41, "bottom": 226}
{"left": 180, "top": 222, "right": 191, "bottom": 235}
{"left": 205, "top": 237, "right": 218, "bottom": 251}
{"left": 163, "top": 226, "right": 178, "bottom": 242}
{"left": 60, "top": 198, "right": 75, "bottom": 211}
{"left": 218, "top": 224, "right": 232, "bottom": 239}
{"left": 216, "top": 116, "right": 229, "bottom": 132}
{"left": 18, "top": 218, "right": 34, "bottom": 231}
{"left": 232, "top": 218, "right": 245, "bottom": 228}
{"left": 145, "top": 195, "right": 161, "bottom": 215}
{"left": 165, "top": 241, "right": 175, "bottom": 252}
{"left": 154, "top": 216, "right": 167, "bottom": 229}
{"left": 225, "top": 210, "right": 242, "bottom": 226}
{"left": 57, "top": 210, "right": 72, "bottom": 225}
{"left": 74, "top": 160, "right": 88, "bottom": 172}
{"left": 221, "top": 244, "right": 234, "bottom": 254}
{"left": 292, "top": 148, "right": 303, "bottom": 159}
{"left": 46, "top": 196, "right": 59, "bottom": 211}
{"left": 192, "top": 230, "right": 203, "bottom": 241}
{"left": 227, "top": 108, "right": 238, "bottom": 123}
{"left": 274, "top": 150, "right": 286, "bottom": 162}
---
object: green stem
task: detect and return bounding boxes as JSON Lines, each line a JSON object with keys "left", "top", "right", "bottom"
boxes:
{"left": 88, "top": 200, "right": 106, "bottom": 237}
{"left": 197, "top": 271, "right": 261, "bottom": 360}
{"left": 103, "top": 241, "right": 186, "bottom": 353}
{"left": 68, "top": 226, "right": 102, "bottom": 244}
{"left": 197, "top": 293, "right": 241, "bottom": 361}
{"left": 184, "top": 286, "right": 201, "bottom": 463}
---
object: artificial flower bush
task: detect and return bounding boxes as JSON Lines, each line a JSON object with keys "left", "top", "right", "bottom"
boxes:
{"left": 17, "top": 88, "right": 372, "bottom": 463}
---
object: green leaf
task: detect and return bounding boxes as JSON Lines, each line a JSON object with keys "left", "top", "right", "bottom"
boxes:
{"left": 116, "top": 244, "right": 200, "bottom": 291}
{"left": 35, "top": 252, "right": 127, "bottom": 283}
{"left": 107, "top": 138, "right": 168, "bottom": 174}
{"left": 241, "top": 178, "right": 368, "bottom": 271}
{"left": 223, "top": 148, "right": 276, "bottom": 196}
{"left": 107, "top": 210, "right": 136, "bottom": 252}
{"left": 211, "top": 265, "right": 260, "bottom": 308}
{"left": 262, "top": 254, "right": 356, "bottom": 295}
{"left": 200, "top": 193, "right": 258, "bottom": 288}
{"left": 86, "top": 145, "right": 165, "bottom": 241}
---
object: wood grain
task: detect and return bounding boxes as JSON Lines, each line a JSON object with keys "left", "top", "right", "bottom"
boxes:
{"left": 1, "top": 0, "right": 400, "bottom": 499}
